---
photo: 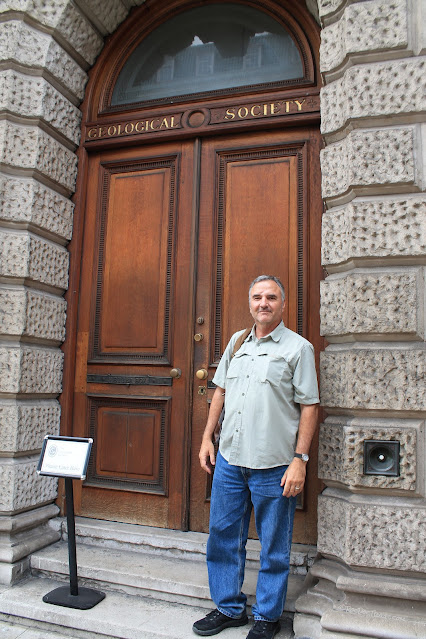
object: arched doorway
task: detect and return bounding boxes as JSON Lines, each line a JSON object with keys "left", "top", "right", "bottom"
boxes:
{"left": 63, "top": 0, "right": 322, "bottom": 543}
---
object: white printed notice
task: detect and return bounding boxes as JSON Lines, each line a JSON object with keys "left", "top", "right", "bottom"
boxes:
{"left": 37, "top": 436, "right": 93, "bottom": 480}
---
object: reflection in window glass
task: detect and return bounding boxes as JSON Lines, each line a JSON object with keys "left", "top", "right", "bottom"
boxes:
{"left": 111, "top": 4, "right": 304, "bottom": 106}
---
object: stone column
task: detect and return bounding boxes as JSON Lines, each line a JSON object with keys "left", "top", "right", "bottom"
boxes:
{"left": 294, "top": 1, "right": 426, "bottom": 638}
{"left": 0, "top": 0, "right": 131, "bottom": 585}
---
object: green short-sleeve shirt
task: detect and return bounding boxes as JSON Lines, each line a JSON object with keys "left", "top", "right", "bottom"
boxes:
{"left": 212, "top": 321, "right": 319, "bottom": 469}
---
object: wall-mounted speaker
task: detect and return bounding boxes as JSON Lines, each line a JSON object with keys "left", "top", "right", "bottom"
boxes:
{"left": 363, "top": 440, "right": 400, "bottom": 477}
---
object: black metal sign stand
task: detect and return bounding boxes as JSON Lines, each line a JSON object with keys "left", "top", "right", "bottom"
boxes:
{"left": 42, "top": 477, "right": 105, "bottom": 610}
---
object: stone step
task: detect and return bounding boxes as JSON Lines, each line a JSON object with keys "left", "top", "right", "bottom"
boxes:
{"left": 30, "top": 540, "right": 305, "bottom": 612}
{"left": 57, "top": 517, "right": 315, "bottom": 576}
{"left": 0, "top": 579, "right": 295, "bottom": 639}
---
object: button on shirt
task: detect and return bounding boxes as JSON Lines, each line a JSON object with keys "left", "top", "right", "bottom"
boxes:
{"left": 212, "top": 321, "right": 319, "bottom": 469}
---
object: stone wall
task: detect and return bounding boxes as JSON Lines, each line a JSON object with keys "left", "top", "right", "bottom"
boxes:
{"left": 295, "top": 0, "right": 426, "bottom": 637}
{"left": 0, "top": 0, "right": 145, "bottom": 585}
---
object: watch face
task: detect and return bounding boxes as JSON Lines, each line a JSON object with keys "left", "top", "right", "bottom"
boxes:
{"left": 295, "top": 452, "right": 309, "bottom": 462}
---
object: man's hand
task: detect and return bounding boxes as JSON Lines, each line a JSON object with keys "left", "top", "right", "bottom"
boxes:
{"left": 198, "top": 386, "right": 224, "bottom": 474}
{"left": 199, "top": 438, "right": 216, "bottom": 474}
{"left": 280, "top": 458, "right": 307, "bottom": 497}
{"left": 280, "top": 403, "right": 318, "bottom": 496}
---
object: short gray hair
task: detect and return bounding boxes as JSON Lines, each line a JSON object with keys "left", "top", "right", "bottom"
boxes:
{"left": 248, "top": 275, "right": 285, "bottom": 304}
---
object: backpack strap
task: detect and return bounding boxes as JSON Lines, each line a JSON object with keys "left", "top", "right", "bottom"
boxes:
{"left": 231, "top": 328, "right": 252, "bottom": 358}
{"left": 215, "top": 328, "right": 252, "bottom": 441}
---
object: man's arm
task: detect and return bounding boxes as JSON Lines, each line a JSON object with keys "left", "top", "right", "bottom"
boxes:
{"left": 280, "top": 403, "right": 318, "bottom": 497}
{"left": 199, "top": 386, "right": 225, "bottom": 474}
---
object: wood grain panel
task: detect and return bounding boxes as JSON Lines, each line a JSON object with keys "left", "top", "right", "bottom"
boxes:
{"left": 219, "top": 151, "right": 300, "bottom": 356}
{"left": 91, "top": 158, "right": 177, "bottom": 363}
{"left": 87, "top": 395, "right": 170, "bottom": 494}
{"left": 96, "top": 407, "right": 157, "bottom": 478}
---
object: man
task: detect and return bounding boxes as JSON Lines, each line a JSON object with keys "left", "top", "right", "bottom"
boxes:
{"left": 193, "top": 275, "right": 319, "bottom": 639}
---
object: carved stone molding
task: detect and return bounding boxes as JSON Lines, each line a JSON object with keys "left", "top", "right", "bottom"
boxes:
{"left": 321, "top": 127, "right": 415, "bottom": 200}
{"left": 0, "top": 175, "right": 74, "bottom": 241}
{"left": 320, "top": 268, "right": 424, "bottom": 339}
{"left": 322, "top": 196, "right": 426, "bottom": 266}
{"left": 0, "top": 231, "right": 69, "bottom": 290}
{"left": 321, "top": 58, "right": 426, "bottom": 135}
{"left": 317, "top": 489, "right": 426, "bottom": 572}
{"left": 0, "top": 287, "right": 66, "bottom": 342}
{"left": 320, "top": 0, "right": 408, "bottom": 73}
{"left": 0, "top": 20, "right": 87, "bottom": 100}
{"left": 0, "top": 400, "right": 61, "bottom": 454}
{"left": 320, "top": 346, "right": 426, "bottom": 412}
{"left": 0, "top": 345, "right": 63, "bottom": 395}
{"left": 0, "top": 457, "right": 58, "bottom": 512}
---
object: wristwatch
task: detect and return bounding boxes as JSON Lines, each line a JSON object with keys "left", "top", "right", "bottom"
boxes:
{"left": 294, "top": 452, "right": 309, "bottom": 462}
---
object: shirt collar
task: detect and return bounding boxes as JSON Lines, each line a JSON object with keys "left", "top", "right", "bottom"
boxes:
{"left": 249, "top": 321, "right": 285, "bottom": 343}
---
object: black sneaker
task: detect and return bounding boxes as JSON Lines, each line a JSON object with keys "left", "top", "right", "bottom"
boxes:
{"left": 193, "top": 609, "right": 249, "bottom": 636}
{"left": 246, "top": 619, "right": 281, "bottom": 639}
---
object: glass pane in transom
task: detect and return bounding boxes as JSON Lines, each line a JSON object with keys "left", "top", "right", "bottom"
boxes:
{"left": 111, "top": 4, "right": 304, "bottom": 106}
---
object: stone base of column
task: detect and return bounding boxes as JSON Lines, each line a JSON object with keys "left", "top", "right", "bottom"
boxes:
{"left": 0, "top": 504, "right": 61, "bottom": 585}
{"left": 293, "top": 557, "right": 426, "bottom": 639}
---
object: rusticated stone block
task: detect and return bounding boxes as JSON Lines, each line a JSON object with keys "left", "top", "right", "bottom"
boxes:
{"left": 318, "top": 0, "right": 344, "bottom": 17}
{"left": 0, "top": 0, "right": 69, "bottom": 26}
{"left": 0, "top": 175, "right": 74, "bottom": 241}
{"left": 0, "top": 457, "right": 57, "bottom": 512}
{"left": 320, "top": 0, "right": 408, "bottom": 74}
{"left": 319, "top": 416, "right": 420, "bottom": 491}
{"left": 322, "top": 197, "right": 426, "bottom": 266}
{"left": 0, "top": 345, "right": 63, "bottom": 395}
{"left": 320, "top": 268, "right": 423, "bottom": 338}
{"left": 0, "top": 0, "right": 103, "bottom": 63}
{"left": 321, "top": 128, "right": 415, "bottom": 199}
{"left": 0, "top": 288, "right": 26, "bottom": 336}
{"left": 0, "top": 287, "right": 66, "bottom": 342}
{"left": 0, "top": 20, "right": 87, "bottom": 100}
{"left": 321, "top": 58, "right": 426, "bottom": 134}
{"left": 0, "top": 399, "right": 60, "bottom": 453}
{"left": 0, "top": 71, "right": 81, "bottom": 145}
{"left": 318, "top": 491, "right": 426, "bottom": 572}
{"left": 0, "top": 231, "right": 69, "bottom": 290}
{"left": 56, "top": 2, "right": 103, "bottom": 65}
{"left": 320, "top": 346, "right": 425, "bottom": 411}
{"left": 0, "top": 121, "right": 77, "bottom": 193}
{"left": 78, "top": 0, "right": 128, "bottom": 34}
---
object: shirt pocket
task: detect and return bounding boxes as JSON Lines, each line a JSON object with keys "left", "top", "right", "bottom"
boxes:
{"left": 258, "top": 356, "right": 290, "bottom": 387}
{"left": 226, "top": 352, "right": 247, "bottom": 379}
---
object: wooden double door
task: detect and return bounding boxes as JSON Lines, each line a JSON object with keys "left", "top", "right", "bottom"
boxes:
{"left": 72, "top": 126, "right": 322, "bottom": 543}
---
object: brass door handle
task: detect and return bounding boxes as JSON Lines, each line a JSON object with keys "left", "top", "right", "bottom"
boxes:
{"left": 170, "top": 368, "right": 182, "bottom": 379}
{"left": 194, "top": 333, "right": 204, "bottom": 342}
{"left": 196, "top": 369, "right": 208, "bottom": 380}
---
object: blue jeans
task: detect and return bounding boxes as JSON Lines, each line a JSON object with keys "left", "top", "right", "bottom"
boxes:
{"left": 207, "top": 451, "right": 296, "bottom": 622}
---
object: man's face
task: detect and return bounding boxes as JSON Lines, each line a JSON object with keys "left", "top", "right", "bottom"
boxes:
{"left": 249, "top": 280, "right": 284, "bottom": 331}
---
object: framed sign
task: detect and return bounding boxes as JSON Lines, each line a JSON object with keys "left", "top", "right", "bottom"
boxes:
{"left": 37, "top": 436, "right": 93, "bottom": 480}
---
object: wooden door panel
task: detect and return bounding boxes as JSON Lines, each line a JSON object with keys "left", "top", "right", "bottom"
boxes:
{"left": 220, "top": 151, "right": 299, "bottom": 356}
{"left": 91, "top": 158, "right": 178, "bottom": 363}
{"left": 96, "top": 406, "right": 162, "bottom": 479}
{"left": 88, "top": 396, "right": 169, "bottom": 491}
{"left": 73, "top": 141, "right": 195, "bottom": 530}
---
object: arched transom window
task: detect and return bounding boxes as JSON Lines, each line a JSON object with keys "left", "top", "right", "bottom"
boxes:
{"left": 111, "top": 3, "right": 305, "bottom": 106}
